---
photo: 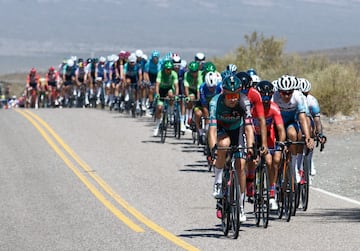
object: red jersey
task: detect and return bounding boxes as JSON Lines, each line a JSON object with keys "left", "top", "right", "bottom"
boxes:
{"left": 247, "top": 87, "right": 264, "bottom": 118}
{"left": 252, "top": 101, "right": 283, "bottom": 148}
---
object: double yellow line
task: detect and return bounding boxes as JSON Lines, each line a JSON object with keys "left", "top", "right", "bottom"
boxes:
{"left": 16, "top": 109, "right": 200, "bottom": 251}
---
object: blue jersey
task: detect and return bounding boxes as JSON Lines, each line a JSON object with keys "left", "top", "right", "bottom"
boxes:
{"left": 199, "top": 82, "right": 222, "bottom": 107}
{"left": 124, "top": 62, "right": 141, "bottom": 83}
{"left": 144, "top": 57, "right": 162, "bottom": 83}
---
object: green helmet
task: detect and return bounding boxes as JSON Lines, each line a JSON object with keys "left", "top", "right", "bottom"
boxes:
{"left": 204, "top": 61, "right": 216, "bottom": 72}
{"left": 163, "top": 60, "right": 173, "bottom": 70}
{"left": 188, "top": 61, "right": 200, "bottom": 72}
{"left": 222, "top": 76, "right": 242, "bottom": 92}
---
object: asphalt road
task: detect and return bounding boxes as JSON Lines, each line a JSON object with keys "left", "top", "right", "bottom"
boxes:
{"left": 1, "top": 108, "right": 359, "bottom": 251}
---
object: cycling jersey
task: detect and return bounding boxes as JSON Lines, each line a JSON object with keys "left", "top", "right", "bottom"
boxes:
{"left": 209, "top": 93, "right": 252, "bottom": 131}
{"left": 199, "top": 82, "right": 222, "bottom": 108}
{"left": 252, "top": 101, "right": 283, "bottom": 148}
{"left": 184, "top": 71, "right": 203, "bottom": 98}
{"left": 96, "top": 63, "right": 107, "bottom": 80}
{"left": 144, "top": 58, "right": 162, "bottom": 83}
{"left": 246, "top": 87, "right": 265, "bottom": 118}
{"left": 124, "top": 63, "right": 141, "bottom": 84}
{"left": 156, "top": 70, "right": 178, "bottom": 92}
{"left": 272, "top": 89, "right": 308, "bottom": 126}
{"left": 76, "top": 67, "right": 87, "bottom": 83}
{"left": 305, "top": 94, "right": 320, "bottom": 117}
{"left": 46, "top": 71, "right": 59, "bottom": 87}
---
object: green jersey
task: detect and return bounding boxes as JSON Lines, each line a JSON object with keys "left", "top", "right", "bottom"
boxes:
{"left": 156, "top": 70, "right": 178, "bottom": 89}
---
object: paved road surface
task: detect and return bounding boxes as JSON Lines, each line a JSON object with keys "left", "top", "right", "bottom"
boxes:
{"left": 0, "top": 109, "right": 359, "bottom": 250}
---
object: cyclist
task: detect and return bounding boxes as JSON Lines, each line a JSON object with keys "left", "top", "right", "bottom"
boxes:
{"left": 60, "top": 59, "right": 76, "bottom": 106}
{"left": 135, "top": 49, "right": 148, "bottom": 112}
{"left": 195, "top": 71, "right": 223, "bottom": 144}
{"left": 254, "top": 80, "right": 286, "bottom": 210}
{"left": 143, "top": 50, "right": 162, "bottom": 113}
{"left": 299, "top": 78, "right": 327, "bottom": 176}
{"left": 124, "top": 53, "right": 143, "bottom": 112}
{"left": 172, "top": 54, "right": 187, "bottom": 132}
{"left": 236, "top": 71, "right": 268, "bottom": 201}
{"left": 153, "top": 60, "right": 179, "bottom": 136}
{"left": 75, "top": 58, "right": 88, "bottom": 107}
{"left": 25, "top": 68, "right": 40, "bottom": 108}
{"left": 45, "top": 66, "right": 60, "bottom": 107}
{"left": 184, "top": 61, "right": 203, "bottom": 130}
{"left": 200, "top": 61, "right": 218, "bottom": 82}
{"left": 208, "top": 75, "right": 255, "bottom": 222}
{"left": 272, "top": 75, "right": 314, "bottom": 183}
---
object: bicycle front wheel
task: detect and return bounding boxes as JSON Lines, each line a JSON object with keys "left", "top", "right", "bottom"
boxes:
{"left": 160, "top": 111, "right": 167, "bottom": 143}
{"left": 228, "top": 170, "right": 240, "bottom": 239}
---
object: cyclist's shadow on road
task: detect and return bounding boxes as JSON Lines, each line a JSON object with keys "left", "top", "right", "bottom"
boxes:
{"left": 304, "top": 208, "right": 360, "bottom": 222}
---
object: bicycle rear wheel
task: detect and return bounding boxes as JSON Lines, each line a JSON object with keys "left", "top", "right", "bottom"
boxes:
{"left": 300, "top": 159, "right": 310, "bottom": 211}
{"left": 221, "top": 172, "right": 230, "bottom": 236}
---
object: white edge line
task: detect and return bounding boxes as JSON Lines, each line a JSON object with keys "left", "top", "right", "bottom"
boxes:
{"left": 311, "top": 187, "right": 360, "bottom": 206}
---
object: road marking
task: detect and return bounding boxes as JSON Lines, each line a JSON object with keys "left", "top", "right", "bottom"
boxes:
{"left": 16, "top": 109, "right": 144, "bottom": 233}
{"left": 19, "top": 110, "right": 200, "bottom": 251}
{"left": 311, "top": 187, "right": 360, "bottom": 206}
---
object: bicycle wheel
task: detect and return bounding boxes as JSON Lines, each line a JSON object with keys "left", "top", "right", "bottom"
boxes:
{"left": 300, "top": 158, "right": 310, "bottom": 211}
{"left": 228, "top": 170, "right": 240, "bottom": 239}
{"left": 283, "top": 163, "right": 293, "bottom": 222}
{"left": 276, "top": 168, "right": 284, "bottom": 219}
{"left": 160, "top": 110, "right": 167, "bottom": 143}
{"left": 174, "top": 108, "right": 181, "bottom": 139}
{"left": 221, "top": 170, "right": 230, "bottom": 236}
{"left": 260, "top": 163, "right": 270, "bottom": 228}
{"left": 254, "top": 165, "right": 261, "bottom": 226}
{"left": 291, "top": 167, "right": 298, "bottom": 217}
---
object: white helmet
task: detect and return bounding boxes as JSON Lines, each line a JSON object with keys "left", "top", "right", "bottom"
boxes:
{"left": 277, "top": 75, "right": 295, "bottom": 91}
{"left": 173, "top": 54, "right": 181, "bottom": 66}
{"left": 205, "top": 72, "right": 220, "bottom": 88}
{"left": 251, "top": 74, "right": 261, "bottom": 84}
{"left": 271, "top": 79, "right": 278, "bottom": 92}
{"left": 180, "top": 59, "right": 187, "bottom": 69}
{"left": 142, "top": 54, "right": 148, "bottom": 61}
{"left": 99, "top": 56, "right": 106, "bottom": 63}
{"left": 128, "top": 53, "right": 137, "bottom": 63}
{"left": 195, "top": 52, "right": 205, "bottom": 61}
{"left": 135, "top": 49, "right": 143, "bottom": 58}
{"left": 226, "top": 64, "right": 237, "bottom": 73}
{"left": 299, "top": 78, "right": 312, "bottom": 92}
{"left": 67, "top": 59, "right": 74, "bottom": 67}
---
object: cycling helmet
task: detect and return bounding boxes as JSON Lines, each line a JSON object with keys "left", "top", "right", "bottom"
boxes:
{"left": 195, "top": 52, "right": 205, "bottom": 62}
{"left": 291, "top": 76, "right": 301, "bottom": 90}
{"left": 226, "top": 64, "right": 237, "bottom": 73}
{"left": 163, "top": 60, "right": 174, "bottom": 70}
{"left": 221, "top": 70, "right": 233, "bottom": 80}
{"left": 142, "top": 54, "right": 148, "bottom": 61}
{"left": 188, "top": 61, "right": 200, "bottom": 72}
{"left": 277, "top": 75, "right": 295, "bottom": 91}
{"left": 235, "top": 71, "right": 252, "bottom": 89}
{"left": 67, "top": 59, "right": 74, "bottom": 67}
{"left": 48, "top": 66, "right": 55, "bottom": 72}
{"left": 247, "top": 68, "right": 257, "bottom": 76}
{"left": 128, "top": 53, "right": 137, "bottom": 63}
{"left": 172, "top": 54, "right": 181, "bottom": 65}
{"left": 251, "top": 74, "right": 261, "bottom": 84}
{"left": 151, "top": 50, "right": 160, "bottom": 58}
{"left": 256, "top": 80, "right": 274, "bottom": 96}
{"left": 30, "top": 68, "right": 37, "bottom": 74}
{"left": 135, "top": 49, "right": 143, "bottom": 58}
{"left": 299, "top": 78, "right": 312, "bottom": 93}
{"left": 99, "top": 56, "right": 106, "bottom": 63}
{"left": 222, "top": 76, "right": 242, "bottom": 92}
{"left": 205, "top": 72, "right": 220, "bottom": 88}
{"left": 86, "top": 58, "right": 92, "bottom": 64}
{"left": 204, "top": 61, "right": 216, "bottom": 72}
{"left": 272, "top": 79, "right": 278, "bottom": 91}
{"left": 180, "top": 59, "right": 187, "bottom": 69}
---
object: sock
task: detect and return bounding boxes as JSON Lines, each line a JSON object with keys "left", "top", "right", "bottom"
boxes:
{"left": 240, "top": 193, "right": 245, "bottom": 208}
{"left": 214, "top": 167, "right": 223, "bottom": 184}
{"left": 297, "top": 153, "right": 304, "bottom": 171}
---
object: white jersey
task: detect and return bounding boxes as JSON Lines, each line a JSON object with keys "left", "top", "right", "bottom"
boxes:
{"left": 272, "top": 89, "right": 308, "bottom": 125}
{"left": 306, "top": 94, "right": 321, "bottom": 117}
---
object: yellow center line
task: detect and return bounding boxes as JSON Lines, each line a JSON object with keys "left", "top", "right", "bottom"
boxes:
{"left": 19, "top": 109, "right": 200, "bottom": 251}
{"left": 16, "top": 109, "right": 144, "bottom": 233}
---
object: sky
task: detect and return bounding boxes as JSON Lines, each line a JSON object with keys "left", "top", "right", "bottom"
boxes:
{"left": 0, "top": 0, "right": 360, "bottom": 73}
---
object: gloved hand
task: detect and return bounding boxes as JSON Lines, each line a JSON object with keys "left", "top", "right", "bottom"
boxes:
{"left": 185, "top": 96, "right": 190, "bottom": 102}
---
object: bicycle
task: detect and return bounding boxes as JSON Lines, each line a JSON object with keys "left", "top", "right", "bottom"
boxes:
{"left": 211, "top": 145, "right": 253, "bottom": 239}
{"left": 158, "top": 97, "right": 174, "bottom": 144}
{"left": 296, "top": 136, "right": 326, "bottom": 211}
{"left": 275, "top": 140, "right": 305, "bottom": 222}
{"left": 253, "top": 150, "right": 270, "bottom": 228}
{"left": 173, "top": 95, "right": 185, "bottom": 140}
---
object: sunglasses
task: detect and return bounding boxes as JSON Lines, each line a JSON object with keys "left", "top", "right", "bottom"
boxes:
{"left": 261, "top": 95, "right": 272, "bottom": 102}
{"left": 225, "top": 93, "right": 240, "bottom": 100}
{"left": 280, "top": 90, "right": 294, "bottom": 96}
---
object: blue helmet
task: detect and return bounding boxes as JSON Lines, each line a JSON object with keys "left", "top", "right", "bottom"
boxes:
{"left": 222, "top": 76, "right": 242, "bottom": 92}
{"left": 151, "top": 50, "right": 160, "bottom": 58}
